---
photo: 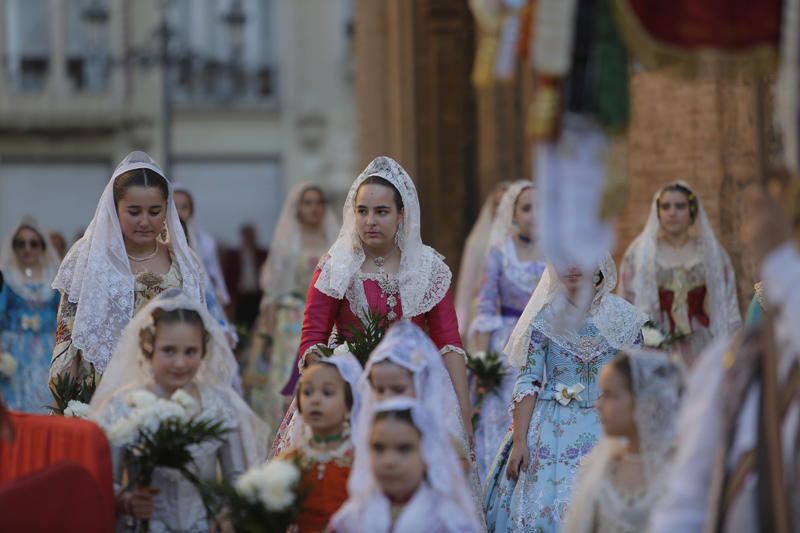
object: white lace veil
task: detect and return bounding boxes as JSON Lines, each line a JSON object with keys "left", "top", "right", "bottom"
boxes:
{"left": 331, "top": 397, "right": 481, "bottom": 533}
{"left": 618, "top": 181, "right": 741, "bottom": 337}
{"left": 314, "top": 156, "right": 452, "bottom": 318}
{"left": 88, "top": 288, "right": 268, "bottom": 466}
{"left": 505, "top": 253, "right": 648, "bottom": 367}
{"left": 0, "top": 216, "right": 61, "bottom": 302}
{"left": 258, "top": 182, "right": 338, "bottom": 303}
{"left": 563, "top": 348, "right": 684, "bottom": 533}
{"left": 487, "top": 180, "right": 534, "bottom": 250}
{"left": 269, "top": 349, "right": 364, "bottom": 455}
{"left": 171, "top": 182, "right": 230, "bottom": 305}
{"left": 356, "top": 320, "right": 468, "bottom": 456}
{"left": 455, "top": 185, "right": 505, "bottom": 335}
{"left": 52, "top": 151, "right": 205, "bottom": 374}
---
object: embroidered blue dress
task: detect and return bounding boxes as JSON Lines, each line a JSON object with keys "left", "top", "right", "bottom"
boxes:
{"left": 0, "top": 280, "right": 60, "bottom": 412}
{"left": 484, "top": 317, "right": 642, "bottom": 532}
{"left": 471, "top": 237, "right": 545, "bottom": 481}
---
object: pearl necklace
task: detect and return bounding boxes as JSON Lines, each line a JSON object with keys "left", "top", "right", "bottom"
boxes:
{"left": 127, "top": 241, "right": 159, "bottom": 262}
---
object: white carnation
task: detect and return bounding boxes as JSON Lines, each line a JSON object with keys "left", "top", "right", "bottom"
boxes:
{"left": 64, "top": 400, "right": 91, "bottom": 419}
{"left": 0, "top": 352, "right": 18, "bottom": 378}
{"left": 236, "top": 460, "right": 300, "bottom": 511}
{"left": 642, "top": 326, "right": 666, "bottom": 348}
{"left": 128, "top": 389, "right": 158, "bottom": 409}
{"left": 472, "top": 351, "right": 488, "bottom": 361}
{"left": 170, "top": 389, "right": 198, "bottom": 415}
{"left": 107, "top": 417, "right": 138, "bottom": 447}
{"left": 333, "top": 344, "right": 350, "bottom": 356}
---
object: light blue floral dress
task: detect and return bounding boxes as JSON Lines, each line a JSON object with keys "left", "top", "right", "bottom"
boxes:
{"left": 484, "top": 315, "right": 642, "bottom": 532}
{"left": 0, "top": 279, "right": 60, "bottom": 412}
{"left": 471, "top": 237, "right": 545, "bottom": 481}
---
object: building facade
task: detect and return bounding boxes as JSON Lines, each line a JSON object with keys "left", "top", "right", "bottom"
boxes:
{"left": 0, "top": 0, "right": 355, "bottom": 249}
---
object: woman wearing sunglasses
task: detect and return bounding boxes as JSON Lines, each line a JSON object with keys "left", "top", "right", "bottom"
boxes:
{"left": 0, "top": 217, "right": 60, "bottom": 412}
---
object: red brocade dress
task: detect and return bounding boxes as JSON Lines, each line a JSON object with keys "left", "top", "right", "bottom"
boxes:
{"left": 282, "top": 267, "right": 463, "bottom": 394}
{"left": 655, "top": 259, "right": 712, "bottom": 367}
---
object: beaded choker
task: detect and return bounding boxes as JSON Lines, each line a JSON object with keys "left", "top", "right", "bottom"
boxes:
{"left": 311, "top": 432, "right": 346, "bottom": 444}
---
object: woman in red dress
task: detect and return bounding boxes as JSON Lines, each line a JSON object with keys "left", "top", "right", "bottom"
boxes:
{"left": 274, "top": 156, "right": 471, "bottom": 454}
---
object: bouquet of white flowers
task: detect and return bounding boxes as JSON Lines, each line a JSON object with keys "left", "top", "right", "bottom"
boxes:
{"left": 204, "top": 459, "right": 304, "bottom": 533}
{"left": 48, "top": 372, "right": 96, "bottom": 415}
{"left": 106, "top": 388, "right": 229, "bottom": 533}
{"left": 641, "top": 321, "right": 690, "bottom": 350}
{"left": 0, "top": 352, "right": 17, "bottom": 379}
{"left": 63, "top": 400, "right": 91, "bottom": 419}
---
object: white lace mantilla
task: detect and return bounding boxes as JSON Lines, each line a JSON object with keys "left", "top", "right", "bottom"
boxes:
{"left": 314, "top": 156, "right": 453, "bottom": 319}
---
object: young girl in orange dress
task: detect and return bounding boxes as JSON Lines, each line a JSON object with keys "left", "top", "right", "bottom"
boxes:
{"left": 279, "top": 350, "right": 362, "bottom": 533}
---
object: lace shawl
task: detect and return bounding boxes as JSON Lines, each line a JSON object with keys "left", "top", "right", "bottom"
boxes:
{"left": 314, "top": 156, "right": 452, "bottom": 319}
{"left": 51, "top": 152, "right": 204, "bottom": 373}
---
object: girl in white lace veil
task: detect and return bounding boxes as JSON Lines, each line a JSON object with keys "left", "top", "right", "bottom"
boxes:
{"left": 562, "top": 349, "right": 684, "bottom": 533}
{"left": 51, "top": 151, "right": 204, "bottom": 378}
{"left": 172, "top": 183, "right": 231, "bottom": 306}
{"left": 618, "top": 182, "right": 741, "bottom": 357}
{"left": 455, "top": 181, "right": 509, "bottom": 343}
{"left": 258, "top": 182, "right": 339, "bottom": 303}
{"left": 89, "top": 289, "right": 267, "bottom": 531}
{"left": 0, "top": 217, "right": 61, "bottom": 412}
{"left": 0, "top": 216, "right": 61, "bottom": 304}
{"left": 505, "top": 253, "right": 647, "bottom": 368}
{"left": 270, "top": 348, "right": 363, "bottom": 455}
{"left": 354, "top": 320, "right": 486, "bottom": 529}
{"left": 329, "top": 397, "right": 482, "bottom": 533}
{"left": 89, "top": 288, "right": 267, "bottom": 465}
{"left": 315, "top": 156, "right": 453, "bottom": 320}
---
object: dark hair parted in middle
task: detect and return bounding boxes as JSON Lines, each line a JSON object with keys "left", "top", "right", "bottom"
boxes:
{"left": 114, "top": 168, "right": 170, "bottom": 208}
{"left": 139, "top": 307, "right": 209, "bottom": 359}
{"left": 357, "top": 176, "right": 404, "bottom": 211}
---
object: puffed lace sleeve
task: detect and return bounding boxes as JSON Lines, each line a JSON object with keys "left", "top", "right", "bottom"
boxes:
{"left": 469, "top": 246, "right": 504, "bottom": 335}
{"left": 510, "top": 326, "right": 547, "bottom": 410}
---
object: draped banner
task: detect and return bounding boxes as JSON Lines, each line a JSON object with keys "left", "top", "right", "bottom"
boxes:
{"left": 612, "top": 0, "right": 781, "bottom": 76}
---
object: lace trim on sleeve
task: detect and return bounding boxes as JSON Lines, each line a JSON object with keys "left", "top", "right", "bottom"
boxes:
{"left": 469, "top": 313, "right": 504, "bottom": 335}
{"left": 439, "top": 344, "right": 467, "bottom": 362}
{"left": 297, "top": 343, "right": 327, "bottom": 373}
{"left": 509, "top": 385, "right": 541, "bottom": 416}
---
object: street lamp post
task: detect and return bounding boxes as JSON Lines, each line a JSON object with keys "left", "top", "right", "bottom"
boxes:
{"left": 82, "top": 0, "right": 248, "bottom": 177}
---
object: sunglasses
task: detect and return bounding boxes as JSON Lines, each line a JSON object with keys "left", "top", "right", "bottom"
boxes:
{"left": 13, "top": 239, "right": 43, "bottom": 250}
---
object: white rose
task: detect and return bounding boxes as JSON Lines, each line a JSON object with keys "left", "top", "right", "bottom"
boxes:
{"left": 237, "top": 460, "right": 300, "bottom": 511}
{"left": 642, "top": 326, "right": 666, "bottom": 348}
{"left": 0, "top": 352, "right": 18, "bottom": 378}
{"left": 64, "top": 400, "right": 91, "bottom": 419}
{"left": 170, "top": 389, "right": 198, "bottom": 415}
{"left": 128, "top": 389, "right": 158, "bottom": 409}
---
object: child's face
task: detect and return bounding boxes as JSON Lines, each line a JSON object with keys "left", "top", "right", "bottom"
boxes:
{"left": 370, "top": 418, "right": 425, "bottom": 502}
{"left": 150, "top": 322, "right": 205, "bottom": 394}
{"left": 370, "top": 361, "right": 415, "bottom": 402}
{"left": 596, "top": 365, "right": 637, "bottom": 439}
{"left": 298, "top": 364, "right": 349, "bottom": 437}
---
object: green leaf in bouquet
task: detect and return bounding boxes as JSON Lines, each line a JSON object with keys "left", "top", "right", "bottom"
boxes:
{"left": 467, "top": 351, "right": 507, "bottom": 394}
{"left": 47, "top": 371, "right": 97, "bottom": 414}
{"left": 334, "top": 307, "right": 391, "bottom": 366}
